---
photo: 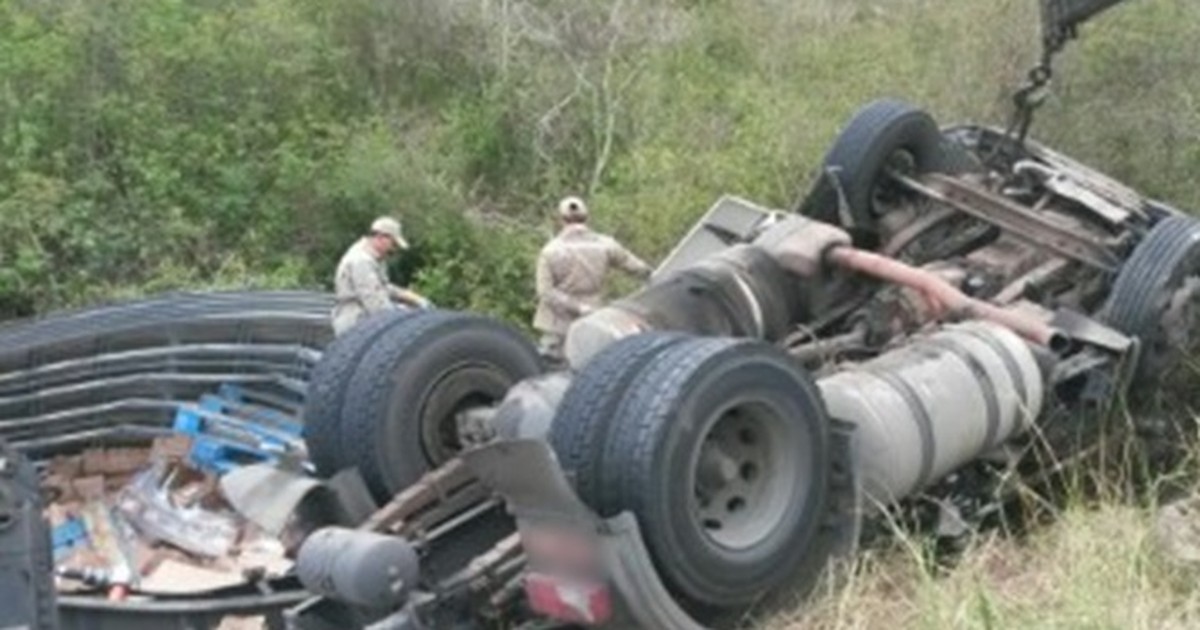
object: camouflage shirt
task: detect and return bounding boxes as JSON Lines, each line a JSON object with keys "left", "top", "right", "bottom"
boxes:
{"left": 331, "top": 238, "right": 399, "bottom": 335}
{"left": 534, "top": 224, "right": 651, "bottom": 335}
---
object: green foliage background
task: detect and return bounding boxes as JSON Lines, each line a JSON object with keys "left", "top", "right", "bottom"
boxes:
{"left": 1, "top": 0, "right": 1197, "bottom": 327}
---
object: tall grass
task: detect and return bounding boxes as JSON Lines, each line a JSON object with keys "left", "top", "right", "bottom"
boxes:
{"left": 771, "top": 504, "right": 1200, "bottom": 629}
{"left": 760, "top": 402, "right": 1200, "bottom": 629}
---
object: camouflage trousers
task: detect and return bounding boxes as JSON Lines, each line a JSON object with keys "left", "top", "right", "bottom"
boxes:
{"left": 538, "top": 332, "right": 566, "bottom": 367}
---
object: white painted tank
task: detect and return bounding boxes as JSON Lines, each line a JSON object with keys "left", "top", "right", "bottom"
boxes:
{"left": 817, "top": 321, "right": 1044, "bottom": 509}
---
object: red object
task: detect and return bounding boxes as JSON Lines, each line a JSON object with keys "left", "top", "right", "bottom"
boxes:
{"left": 826, "top": 246, "right": 1066, "bottom": 350}
{"left": 524, "top": 572, "right": 613, "bottom": 625}
{"left": 106, "top": 584, "right": 130, "bottom": 601}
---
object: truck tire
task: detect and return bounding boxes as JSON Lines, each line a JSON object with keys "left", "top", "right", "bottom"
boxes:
{"left": 548, "top": 332, "right": 688, "bottom": 513}
{"left": 1104, "top": 214, "right": 1200, "bottom": 384}
{"left": 0, "top": 291, "right": 331, "bottom": 348}
{"left": 0, "top": 292, "right": 335, "bottom": 446}
{"left": 797, "top": 99, "right": 949, "bottom": 247}
{"left": 0, "top": 292, "right": 334, "bottom": 374}
{"left": 599, "top": 337, "right": 830, "bottom": 610}
{"left": 340, "top": 311, "right": 542, "bottom": 500}
{"left": 303, "top": 311, "right": 416, "bottom": 477}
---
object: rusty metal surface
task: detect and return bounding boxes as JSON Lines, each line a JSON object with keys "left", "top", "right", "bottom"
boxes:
{"left": 993, "top": 257, "right": 1072, "bottom": 304}
{"left": 964, "top": 236, "right": 1045, "bottom": 284}
{"left": 359, "top": 458, "right": 475, "bottom": 534}
{"left": 1014, "top": 160, "right": 1131, "bottom": 226}
{"left": 394, "top": 485, "right": 493, "bottom": 540}
{"left": 826, "top": 247, "right": 1066, "bottom": 349}
{"left": 881, "top": 206, "right": 959, "bottom": 258}
{"left": 899, "top": 172, "right": 1120, "bottom": 271}
{"left": 1011, "top": 129, "right": 1148, "bottom": 220}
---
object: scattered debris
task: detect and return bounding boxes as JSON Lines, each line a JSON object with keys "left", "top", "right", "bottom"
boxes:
{"left": 41, "top": 384, "right": 312, "bottom": 602}
{"left": 116, "top": 460, "right": 241, "bottom": 559}
{"left": 139, "top": 559, "right": 248, "bottom": 595}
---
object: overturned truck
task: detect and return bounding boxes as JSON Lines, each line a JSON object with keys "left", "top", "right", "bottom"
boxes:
{"left": 3, "top": 1, "right": 1182, "bottom": 628}
{"left": 290, "top": 4, "right": 1200, "bottom": 629}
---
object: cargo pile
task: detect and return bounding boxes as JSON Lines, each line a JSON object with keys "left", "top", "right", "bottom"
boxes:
{"left": 0, "top": 291, "right": 336, "bottom": 627}
{"left": 42, "top": 387, "right": 306, "bottom": 601}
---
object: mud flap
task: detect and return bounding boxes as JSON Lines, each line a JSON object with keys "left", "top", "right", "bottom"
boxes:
{"left": 463, "top": 428, "right": 862, "bottom": 630}
{"left": 461, "top": 439, "right": 705, "bottom": 629}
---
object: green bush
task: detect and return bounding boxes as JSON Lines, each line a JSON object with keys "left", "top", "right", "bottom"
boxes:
{"left": 1, "top": 0, "right": 1197, "bottom": 325}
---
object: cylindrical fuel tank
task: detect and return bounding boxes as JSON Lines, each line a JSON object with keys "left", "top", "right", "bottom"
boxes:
{"left": 565, "top": 244, "right": 804, "bottom": 368}
{"left": 817, "top": 321, "right": 1044, "bottom": 507}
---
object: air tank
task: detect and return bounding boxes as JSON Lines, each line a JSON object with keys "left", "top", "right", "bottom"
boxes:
{"left": 296, "top": 527, "right": 420, "bottom": 610}
{"left": 817, "top": 321, "right": 1045, "bottom": 508}
{"left": 564, "top": 244, "right": 803, "bottom": 368}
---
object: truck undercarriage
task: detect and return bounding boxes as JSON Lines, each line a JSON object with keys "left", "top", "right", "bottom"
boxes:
{"left": 288, "top": 83, "right": 1200, "bottom": 628}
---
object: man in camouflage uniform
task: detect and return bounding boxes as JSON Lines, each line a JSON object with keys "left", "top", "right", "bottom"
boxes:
{"left": 534, "top": 196, "right": 652, "bottom": 363}
{"left": 331, "top": 216, "right": 429, "bottom": 336}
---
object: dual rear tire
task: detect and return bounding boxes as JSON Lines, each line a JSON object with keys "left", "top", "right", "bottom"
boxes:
{"left": 550, "top": 333, "right": 832, "bottom": 612}
{"left": 307, "top": 314, "right": 833, "bottom": 612}
{"left": 303, "top": 310, "right": 542, "bottom": 500}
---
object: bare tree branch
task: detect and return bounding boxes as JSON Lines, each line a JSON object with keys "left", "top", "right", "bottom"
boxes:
{"left": 535, "top": 86, "right": 584, "bottom": 162}
{"left": 502, "top": 0, "right": 659, "bottom": 193}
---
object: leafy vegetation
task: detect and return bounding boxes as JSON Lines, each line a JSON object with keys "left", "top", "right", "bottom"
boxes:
{"left": 2, "top": 0, "right": 1197, "bottom": 327}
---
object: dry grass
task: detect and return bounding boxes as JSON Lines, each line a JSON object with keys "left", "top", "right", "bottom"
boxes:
{"left": 760, "top": 502, "right": 1200, "bottom": 629}
{"left": 753, "top": 405, "right": 1200, "bottom": 630}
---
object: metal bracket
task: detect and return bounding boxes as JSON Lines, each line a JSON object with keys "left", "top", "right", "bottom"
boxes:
{"left": 894, "top": 172, "right": 1121, "bottom": 272}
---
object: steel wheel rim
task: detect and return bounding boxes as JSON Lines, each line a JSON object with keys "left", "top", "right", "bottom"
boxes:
{"left": 689, "top": 400, "right": 800, "bottom": 550}
{"left": 415, "top": 363, "right": 509, "bottom": 465}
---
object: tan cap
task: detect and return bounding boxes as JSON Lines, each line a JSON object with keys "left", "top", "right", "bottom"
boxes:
{"left": 371, "top": 216, "right": 409, "bottom": 249}
{"left": 557, "top": 196, "right": 589, "bottom": 221}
